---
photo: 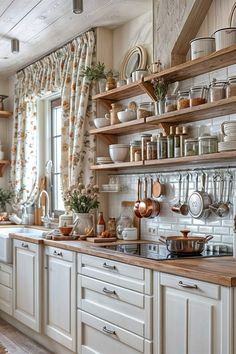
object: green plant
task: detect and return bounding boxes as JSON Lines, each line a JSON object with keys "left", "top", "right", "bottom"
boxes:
{"left": 82, "top": 62, "right": 106, "bottom": 81}
{"left": 152, "top": 78, "right": 169, "bottom": 101}
{"left": 0, "top": 188, "right": 14, "bottom": 211}
{"left": 64, "top": 183, "right": 99, "bottom": 213}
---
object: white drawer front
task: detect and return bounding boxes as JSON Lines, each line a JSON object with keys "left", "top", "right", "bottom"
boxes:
{"left": 78, "top": 254, "right": 152, "bottom": 294}
{"left": 45, "top": 246, "right": 73, "bottom": 262}
{"left": 13, "top": 239, "right": 38, "bottom": 253}
{"left": 77, "top": 275, "right": 152, "bottom": 339}
{"left": 160, "top": 273, "right": 220, "bottom": 300}
{"left": 0, "top": 264, "right": 12, "bottom": 288}
{"left": 0, "top": 284, "right": 12, "bottom": 315}
{"left": 77, "top": 310, "right": 152, "bottom": 354}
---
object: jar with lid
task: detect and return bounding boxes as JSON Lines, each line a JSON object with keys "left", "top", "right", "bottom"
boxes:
{"left": 141, "top": 134, "right": 152, "bottom": 160}
{"left": 226, "top": 76, "right": 236, "bottom": 98}
{"left": 184, "top": 138, "right": 199, "bottom": 156}
{"left": 165, "top": 94, "right": 177, "bottom": 113}
{"left": 177, "top": 90, "right": 190, "bottom": 110}
{"left": 147, "top": 141, "right": 157, "bottom": 160}
{"left": 107, "top": 217, "right": 116, "bottom": 237}
{"left": 189, "top": 86, "right": 208, "bottom": 107}
{"left": 116, "top": 216, "right": 133, "bottom": 239}
{"left": 209, "top": 79, "right": 227, "bottom": 102}
{"left": 130, "top": 140, "right": 141, "bottom": 162}
{"left": 198, "top": 135, "right": 218, "bottom": 155}
{"left": 157, "top": 133, "right": 167, "bottom": 159}
{"left": 137, "top": 102, "right": 154, "bottom": 119}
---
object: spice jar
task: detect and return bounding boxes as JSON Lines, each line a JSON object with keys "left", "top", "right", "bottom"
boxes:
{"left": 226, "top": 76, "right": 236, "bottom": 98}
{"left": 198, "top": 135, "right": 218, "bottom": 155}
{"left": 147, "top": 141, "right": 157, "bottom": 160}
{"left": 177, "top": 90, "right": 190, "bottom": 110}
{"left": 184, "top": 138, "right": 199, "bottom": 156}
{"left": 141, "top": 134, "right": 152, "bottom": 160}
{"left": 157, "top": 133, "right": 167, "bottom": 159}
{"left": 107, "top": 217, "right": 116, "bottom": 237}
{"left": 189, "top": 86, "right": 208, "bottom": 107}
{"left": 137, "top": 102, "right": 154, "bottom": 119}
{"left": 165, "top": 94, "right": 177, "bottom": 112}
{"left": 209, "top": 79, "right": 227, "bottom": 102}
{"left": 130, "top": 140, "right": 141, "bottom": 162}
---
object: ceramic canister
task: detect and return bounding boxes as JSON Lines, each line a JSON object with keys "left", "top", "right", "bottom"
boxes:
{"left": 122, "top": 227, "right": 138, "bottom": 240}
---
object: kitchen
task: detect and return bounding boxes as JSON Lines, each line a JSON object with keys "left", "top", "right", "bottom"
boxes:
{"left": 0, "top": 0, "right": 236, "bottom": 354}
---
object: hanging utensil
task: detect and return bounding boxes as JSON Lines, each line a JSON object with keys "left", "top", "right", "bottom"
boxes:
{"left": 133, "top": 178, "right": 142, "bottom": 218}
{"left": 171, "top": 174, "right": 182, "bottom": 213}
{"left": 179, "top": 173, "right": 190, "bottom": 216}
{"left": 152, "top": 175, "right": 165, "bottom": 199}
{"left": 139, "top": 177, "right": 160, "bottom": 218}
{"left": 209, "top": 173, "right": 219, "bottom": 214}
{"left": 188, "top": 172, "right": 212, "bottom": 219}
{"left": 215, "top": 172, "right": 232, "bottom": 217}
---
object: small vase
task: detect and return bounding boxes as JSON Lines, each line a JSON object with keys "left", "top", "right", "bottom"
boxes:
{"left": 106, "top": 76, "right": 116, "bottom": 91}
{"left": 73, "top": 213, "right": 93, "bottom": 236}
{"left": 158, "top": 99, "right": 165, "bottom": 115}
{"left": 98, "top": 78, "right": 107, "bottom": 93}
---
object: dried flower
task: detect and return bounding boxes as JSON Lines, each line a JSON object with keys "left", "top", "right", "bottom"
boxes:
{"left": 151, "top": 78, "right": 169, "bottom": 101}
{"left": 64, "top": 183, "right": 99, "bottom": 213}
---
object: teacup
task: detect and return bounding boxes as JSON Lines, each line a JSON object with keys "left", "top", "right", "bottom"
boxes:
{"left": 122, "top": 227, "right": 138, "bottom": 240}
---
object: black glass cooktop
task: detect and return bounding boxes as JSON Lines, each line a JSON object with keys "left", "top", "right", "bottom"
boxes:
{"left": 96, "top": 243, "right": 233, "bottom": 261}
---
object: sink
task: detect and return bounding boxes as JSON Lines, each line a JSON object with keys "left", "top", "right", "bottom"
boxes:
{"left": 0, "top": 227, "right": 45, "bottom": 263}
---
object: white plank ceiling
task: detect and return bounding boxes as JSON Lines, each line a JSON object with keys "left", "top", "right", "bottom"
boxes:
{"left": 0, "top": 0, "right": 151, "bottom": 78}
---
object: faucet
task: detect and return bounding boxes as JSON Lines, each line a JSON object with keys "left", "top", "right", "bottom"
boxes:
{"left": 38, "top": 190, "right": 51, "bottom": 227}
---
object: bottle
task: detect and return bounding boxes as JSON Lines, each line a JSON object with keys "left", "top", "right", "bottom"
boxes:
{"left": 180, "top": 126, "right": 188, "bottom": 157}
{"left": 107, "top": 217, "right": 116, "bottom": 237}
{"left": 167, "top": 126, "right": 175, "bottom": 158}
{"left": 174, "top": 126, "right": 181, "bottom": 158}
{"left": 97, "top": 212, "right": 106, "bottom": 235}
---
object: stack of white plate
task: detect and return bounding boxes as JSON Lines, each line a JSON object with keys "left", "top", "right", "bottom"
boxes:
{"left": 96, "top": 156, "right": 113, "bottom": 165}
{"left": 219, "top": 121, "right": 236, "bottom": 152}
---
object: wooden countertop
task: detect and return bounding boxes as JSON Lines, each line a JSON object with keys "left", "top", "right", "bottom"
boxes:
{"left": 8, "top": 233, "right": 236, "bottom": 287}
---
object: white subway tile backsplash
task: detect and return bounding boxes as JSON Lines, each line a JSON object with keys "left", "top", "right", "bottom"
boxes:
{"left": 199, "top": 226, "right": 213, "bottom": 233}
{"left": 222, "top": 236, "right": 233, "bottom": 244}
{"left": 214, "top": 226, "right": 230, "bottom": 234}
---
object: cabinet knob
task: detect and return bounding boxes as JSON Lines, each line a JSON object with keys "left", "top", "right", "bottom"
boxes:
{"left": 53, "top": 250, "right": 63, "bottom": 257}
{"left": 103, "top": 262, "right": 116, "bottom": 270}
{"left": 178, "top": 280, "right": 198, "bottom": 289}
{"left": 21, "top": 243, "right": 28, "bottom": 248}
{"left": 102, "top": 326, "right": 116, "bottom": 335}
{"left": 102, "top": 287, "right": 116, "bottom": 295}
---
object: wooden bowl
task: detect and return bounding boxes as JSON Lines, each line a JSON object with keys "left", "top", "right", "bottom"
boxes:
{"left": 59, "top": 226, "right": 73, "bottom": 236}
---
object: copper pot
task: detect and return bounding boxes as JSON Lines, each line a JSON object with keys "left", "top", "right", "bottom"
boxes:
{"left": 139, "top": 178, "right": 160, "bottom": 218}
{"left": 133, "top": 178, "right": 142, "bottom": 218}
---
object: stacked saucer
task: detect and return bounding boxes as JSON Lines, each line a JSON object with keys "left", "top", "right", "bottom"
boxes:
{"left": 219, "top": 121, "right": 236, "bottom": 151}
{"left": 96, "top": 156, "right": 113, "bottom": 165}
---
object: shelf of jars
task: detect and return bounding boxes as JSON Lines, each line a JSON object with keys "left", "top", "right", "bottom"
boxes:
{"left": 0, "top": 160, "right": 10, "bottom": 176}
{"left": 0, "top": 111, "right": 12, "bottom": 118}
{"left": 90, "top": 151, "right": 236, "bottom": 171}
{"left": 92, "top": 45, "right": 236, "bottom": 103}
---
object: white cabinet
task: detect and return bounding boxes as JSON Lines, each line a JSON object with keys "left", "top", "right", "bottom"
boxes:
{"left": 13, "top": 239, "right": 42, "bottom": 332}
{"left": 77, "top": 254, "right": 153, "bottom": 354}
{"left": 0, "top": 262, "right": 13, "bottom": 315}
{"left": 44, "top": 246, "right": 76, "bottom": 352}
{"left": 154, "top": 272, "right": 232, "bottom": 354}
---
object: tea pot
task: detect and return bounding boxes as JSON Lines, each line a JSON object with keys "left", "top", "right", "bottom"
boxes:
{"left": 147, "top": 60, "right": 162, "bottom": 74}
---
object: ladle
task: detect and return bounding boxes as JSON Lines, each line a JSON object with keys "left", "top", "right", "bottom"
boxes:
{"left": 179, "top": 173, "right": 189, "bottom": 216}
{"left": 215, "top": 173, "right": 232, "bottom": 218}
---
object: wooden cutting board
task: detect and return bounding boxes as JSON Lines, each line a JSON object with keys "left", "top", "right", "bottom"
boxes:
{"left": 51, "top": 235, "right": 80, "bottom": 241}
{"left": 86, "top": 237, "right": 117, "bottom": 243}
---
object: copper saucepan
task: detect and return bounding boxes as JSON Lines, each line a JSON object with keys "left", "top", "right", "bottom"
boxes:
{"left": 139, "top": 178, "right": 160, "bottom": 218}
{"left": 133, "top": 178, "right": 142, "bottom": 218}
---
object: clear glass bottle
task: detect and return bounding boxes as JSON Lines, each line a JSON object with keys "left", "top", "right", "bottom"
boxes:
{"left": 141, "top": 134, "right": 152, "bottom": 160}
{"left": 189, "top": 86, "right": 208, "bottom": 107}
{"left": 157, "top": 133, "right": 167, "bottom": 159}
{"left": 116, "top": 216, "right": 133, "bottom": 239}
{"left": 174, "top": 126, "right": 182, "bottom": 158}
{"left": 130, "top": 140, "right": 141, "bottom": 162}
{"left": 165, "top": 94, "right": 177, "bottom": 112}
{"left": 167, "top": 126, "right": 175, "bottom": 158}
{"left": 184, "top": 138, "right": 199, "bottom": 156}
{"left": 209, "top": 79, "right": 227, "bottom": 102}
{"left": 177, "top": 90, "right": 190, "bottom": 110}
{"left": 198, "top": 135, "right": 218, "bottom": 154}
{"left": 146, "top": 141, "right": 157, "bottom": 160}
{"left": 226, "top": 76, "right": 236, "bottom": 98}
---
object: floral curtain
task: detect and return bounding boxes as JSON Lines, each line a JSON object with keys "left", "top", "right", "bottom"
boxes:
{"left": 11, "top": 30, "right": 96, "bottom": 206}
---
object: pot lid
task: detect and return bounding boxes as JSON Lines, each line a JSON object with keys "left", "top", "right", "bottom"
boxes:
{"left": 160, "top": 230, "right": 207, "bottom": 241}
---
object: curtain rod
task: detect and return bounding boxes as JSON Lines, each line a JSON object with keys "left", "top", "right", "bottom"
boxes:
{"left": 17, "top": 26, "right": 95, "bottom": 73}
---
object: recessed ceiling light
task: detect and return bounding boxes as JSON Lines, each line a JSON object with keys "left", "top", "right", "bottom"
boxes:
{"left": 0, "top": 57, "right": 9, "bottom": 60}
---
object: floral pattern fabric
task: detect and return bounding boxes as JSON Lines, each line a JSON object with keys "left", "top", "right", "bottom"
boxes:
{"left": 11, "top": 30, "right": 96, "bottom": 205}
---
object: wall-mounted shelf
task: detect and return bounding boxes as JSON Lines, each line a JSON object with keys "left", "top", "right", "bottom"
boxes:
{"left": 0, "top": 111, "right": 12, "bottom": 118}
{"left": 0, "top": 160, "right": 10, "bottom": 176}
{"left": 90, "top": 151, "right": 236, "bottom": 171}
{"left": 90, "top": 118, "right": 153, "bottom": 136}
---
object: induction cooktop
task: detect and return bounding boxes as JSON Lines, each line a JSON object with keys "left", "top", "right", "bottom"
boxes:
{"left": 95, "top": 243, "right": 233, "bottom": 261}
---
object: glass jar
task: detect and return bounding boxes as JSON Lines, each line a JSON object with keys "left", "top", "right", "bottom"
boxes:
{"left": 184, "top": 138, "right": 199, "bottom": 156}
{"left": 157, "top": 133, "right": 167, "bottom": 159}
{"left": 146, "top": 141, "right": 157, "bottom": 160}
{"left": 226, "top": 76, "right": 236, "bottom": 98}
{"left": 209, "top": 79, "right": 227, "bottom": 102}
{"left": 137, "top": 102, "right": 154, "bottom": 119}
{"left": 189, "top": 86, "right": 208, "bottom": 107}
{"left": 141, "top": 134, "right": 152, "bottom": 160}
{"left": 130, "top": 140, "right": 141, "bottom": 162}
{"left": 107, "top": 217, "right": 116, "bottom": 237}
{"left": 165, "top": 94, "right": 177, "bottom": 112}
{"left": 198, "top": 135, "right": 218, "bottom": 155}
{"left": 116, "top": 216, "right": 133, "bottom": 239}
{"left": 177, "top": 90, "right": 190, "bottom": 110}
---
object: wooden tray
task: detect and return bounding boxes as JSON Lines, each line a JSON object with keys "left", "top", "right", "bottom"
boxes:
{"left": 86, "top": 237, "right": 117, "bottom": 243}
{"left": 51, "top": 235, "right": 80, "bottom": 241}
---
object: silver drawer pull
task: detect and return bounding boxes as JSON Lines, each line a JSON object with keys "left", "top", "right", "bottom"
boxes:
{"left": 102, "top": 287, "right": 116, "bottom": 295}
{"left": 178, "top": 280, "right": 198, "bottom": 289}
{"left": 102, "top": 326, "right": 116, "bottom": 335}
{"left": 53, "top": 250, "right": 63, "bottom": 257}
{"left": 21, "top": 243, "right": 28, "bottom": 248}
{"left": 103, "top": 262, "right": 116, "bottom": 270}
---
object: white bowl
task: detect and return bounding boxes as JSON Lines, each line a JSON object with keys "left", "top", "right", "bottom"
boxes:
{"left": 94, "top": 117, "right": 110, "bottom": 129}
{"left": 117, "top": 109, "right": 136, "bottom": 123}
{"left": 109, "top": 144, "right": 129, "bottom": 163}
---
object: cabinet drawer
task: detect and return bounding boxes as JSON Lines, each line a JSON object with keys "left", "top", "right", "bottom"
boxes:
{"left": 0, "top": 284, "right": 12, "bottom": 315}
{"left": 160, "top": 273, "right": 220, "bottom": 300}
{"left": 45, "top": 246, "right": 73, "bottom": 262}
{"left": 77, "top": 275, "right": 152, "bottom": 339}
{"left": 78, "top": 254, "right": 152, "bottom": 294}
{"left": 77, "top": 310, "right": 152, "bottom": 354}
{"left": 13, "top": 239, "right": 38, "bottom": 252}
{"left": 0, "top": 263, "right": 12, "bottom": 288}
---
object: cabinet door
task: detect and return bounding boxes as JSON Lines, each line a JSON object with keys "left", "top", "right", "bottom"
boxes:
{"left": 13, "top": 240, "right": 41, "bottom": 332}
{"left": 44, "top": 251, "right": 76, "bottom": 352}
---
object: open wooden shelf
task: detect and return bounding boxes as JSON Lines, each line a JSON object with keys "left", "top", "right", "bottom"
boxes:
{"left": 0, "top": 160, "right": 10, "bottom": 176}
{"left": 0, "top": 111, "right": 12, "bottom": 118}
{"left": 91, "top": 152, "right": 236, "bottom": 171}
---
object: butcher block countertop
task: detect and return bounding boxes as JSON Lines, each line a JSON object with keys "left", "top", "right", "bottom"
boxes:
{"left": 9, "top": 232, "right": 236, "bottom": 287}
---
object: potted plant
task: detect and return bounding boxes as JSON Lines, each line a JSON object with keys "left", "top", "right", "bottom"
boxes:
{"left": 0, "top": 188, "right": 14, "bottom": 220}
{"left": 82, "top": 62, "right": 106, "bottom": 93}
{"left": 152, "top": 78, "right": 169, "bottom": 115}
